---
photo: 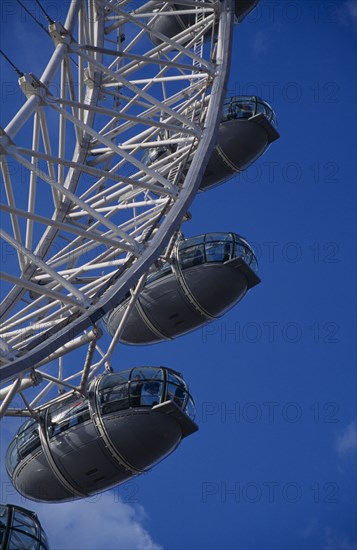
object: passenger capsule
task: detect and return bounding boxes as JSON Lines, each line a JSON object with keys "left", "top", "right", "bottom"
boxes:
{"left": 105, "top": 233, "right": 260, "bottom": 345}
{"left": 0, "top": 503, "right": 49, "bottom": 549}
{"left": 201, "top": 96, "right": 279, "bottom": 190}
{"left": 149, "top": 1, "right": 259, "bottom": 45}
{"left": 6, "top": 367, "right": 197, "bottom": 503}
{"left": 142, "top": 96, "right": 279, "bottom": 191}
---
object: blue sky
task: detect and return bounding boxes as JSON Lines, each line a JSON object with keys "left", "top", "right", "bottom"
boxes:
{"left": 0, "top": 1, "right": 356, "bottom": 549}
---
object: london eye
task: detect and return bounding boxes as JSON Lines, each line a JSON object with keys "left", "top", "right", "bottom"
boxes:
{"left": 0, "top": 0, "right": 279, "bottom": 544}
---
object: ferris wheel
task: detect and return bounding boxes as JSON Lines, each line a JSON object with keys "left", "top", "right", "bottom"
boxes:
{"left": 0, "top": 0, "right": 240, "bottom": 417}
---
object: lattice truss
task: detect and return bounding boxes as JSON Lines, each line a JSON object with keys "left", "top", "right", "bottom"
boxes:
{"left": 0, "top": 0, "right": 233, "bottom": 414}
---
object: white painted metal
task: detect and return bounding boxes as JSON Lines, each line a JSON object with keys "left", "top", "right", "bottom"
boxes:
{"left": 0, "top": 0, "right": 235, "bottom": 415}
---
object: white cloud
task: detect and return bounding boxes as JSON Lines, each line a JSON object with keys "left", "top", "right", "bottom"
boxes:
{"left": 336, "top": 1, "right": 357, "bottom": 28}
{"left": 0, "top": 451, "right": 162, "bottom": 550}
{"left": 34, "top": 493, "right": 163, "bottom": 550}
{"left": 324, "top": 527, "right": 356, "bottom": 550}
{"left": 251, "top": 31, "right": 271, "bottom": 55}
{"left": 0, "top": 419, "right": 162, "bottom": 550}
{"left": 346, "top": 0, "right": 357, "bottom": 19}
{"left": 336, "top": 421, "right": 357, "bottom": 457}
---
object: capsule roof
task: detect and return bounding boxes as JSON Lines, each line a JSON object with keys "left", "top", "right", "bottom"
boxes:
{"left": 222, "top": 95, "right": 278, "bottom": 128}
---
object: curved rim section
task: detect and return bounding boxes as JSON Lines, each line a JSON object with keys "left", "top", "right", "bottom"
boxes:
{"left": 0, "top": 1, "right": 235, "bottom": 394}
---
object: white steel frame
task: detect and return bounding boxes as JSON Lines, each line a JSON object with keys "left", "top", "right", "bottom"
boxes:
{"left": 0, "top": 0, "right": 235, "bottom": 416}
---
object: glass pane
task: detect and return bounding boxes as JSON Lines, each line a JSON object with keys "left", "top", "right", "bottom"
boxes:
{"left": 0, "top": 505, "right": 8, "bottom": 546}
{"left": 18, "top": 426, "right": 40, "bottom": 459}
{"left": 140, "top": 381, "right": 163, "bottom": 407}
{"left": 205, "top": 242, "right": 232, "bottom": 263}
{"left": 12, "top": 511, "right": 37, "bottom": 537}
{"left": 204, "top": 233, "right": 232, "bottom": 243}
{"left": 185, "top": 397, "right": 196, "bottom": 420}
{"left": 99, "top": 371, "right": 130, "bottom": 391}
{"left": 166, "top": 383, "right": 187, "bottom": 409}
{"left": 0, "top": 504, "right": 7, "bottom": 524}
{"left": 167, "top": 372, "right": 187, "bottom": 390}
{"left": 131, "top": 367, "right": 163, "bottom": 381}
{"left": 101, "top": 383, "right": 130, "bottom": 414}
{"left": 178, "top": 235, "right": 205, "bottom": 250}
{"left": 6, "top": 439, "right": 20, "bottom": 475}
{"left": 129, "top": 368, "right": 163, "bottom": 407}
{"left": 48, "top": 397, "right": 90, "bottom": 437}
{"left": 142, "top": 146, "right": 168, "bottom": 166}
{"left": 179, "top": 245, "right": 205, "bottom": 269}
{"left": 9, "top": 530, "right": 37, "bottom": 549}
{"left": 40, "top": 529, "right": 49, "bottom": 548}
{"left": 17, "top": 418, "right": 36, "bottom": 436}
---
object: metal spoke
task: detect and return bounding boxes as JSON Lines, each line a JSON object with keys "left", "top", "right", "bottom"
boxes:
{"left": 0, "top": 0, "right": 235, "bottom": 414}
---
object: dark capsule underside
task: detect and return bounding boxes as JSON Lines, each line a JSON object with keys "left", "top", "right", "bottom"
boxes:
{"left": 11, "top": 409, "right": 182, "bottom": 502}
{"left": 6, "top": 369, "right": 197, "bottom": 503}
{"left": 149, "top": 1, "right": 259, "bottom": 45}
{"left": 142, "top": 96, "right": 280, "bottom": 192}
{"left": 0, "top": 504, "right": 49, "bottom": 550}
{"left": 201, "top": 113, "right": 279, "bottom": 190}
{"left": 106, "top": 234, "right": 260, "bottom": 345}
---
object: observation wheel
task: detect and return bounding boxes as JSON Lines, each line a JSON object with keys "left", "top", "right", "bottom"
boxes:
{"left": 0, "top": 0, "right": 235, "bottom": 416}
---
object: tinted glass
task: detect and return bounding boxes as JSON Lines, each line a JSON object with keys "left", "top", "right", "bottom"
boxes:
{"left": 178, "top": 235, "right": 205, "bottom": 250}
{"left": 6, "top": 439, "right": 20, "bottom": 475}
{"left": 100, "top": 382, "right": 129, "bottom": 414}
{"left": 205, "top": 241, "right": 232, "bottom": 263}
{"left": 233, "top": 234, "right": 258, "bottom": 272}
{"left": 131, "top": 367, "right": 163, "bottom": 382}
{"left": 130, "top": 367, "right": 164, "bottom": 407}
{"left": 185, "top": 397, "right": 196, "bottom": 420}
{"left": 222, "top": 95, "right": 276, "bottom": 126}
{"left": 166, "top": 383, "right": 187, "bottom": 408}
{"left": 142, "top": 146, "right": 168, "bottom": 166}
{"left": 204, "top": 233, "right": 232, "bottom": 243}
{"left": 167, "top": 371, "right": 187, "bottom": 390}
{"left": 99, "top": 371, "right": 130, "bottom": 391}
{"left": 12, "top": 510, "right": 37, "bottom": 537}
{"left": 139, "top": 381, "right": 163, "bottom": 407}
{"left": 17, "top": 420, "right": 40, "bottom": 459}
{"left": 48, "top": 396, "right": 90, "bottom": 437}
{"left": 0, "top": 505, "right": 7, "bottom": 546}
{"left": 179, "top": 244, "right": 205, "bottom": 269}
{"left": 8, "top": 530, "right": 38, "bottom": 549}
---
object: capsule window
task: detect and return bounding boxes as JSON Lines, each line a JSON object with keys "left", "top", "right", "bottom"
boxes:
{"left": 185, "top": 396, "right": 196, "bottom": 420}
{"left": 130, "top": 367, "right": 164, "bottom": 407}
{"left": 139, "top": 381, "right": 163, "bottom": 407}
{"left": 6, "top": 439, "right": 20, "bottom": 476}
{"left": 205, "top": 241, "right": 232, "bottom": 263}
{"left": 167, "top": 371, "right": 187, "bottom": 390}
{"left": 0, "top": 504, "right": 7, "bottom": 531}
{"left": 178, "top": 235, "right": 205, "bottom": 250}
{"left": 8, "top": 530, "right": 38, "bottom": 549}
{"left": 12, "top": 510, "right": 38, "bottom": 538}
{"left": 100, "top": 382, "right": 130, "bottom": 414}
{"left": 204, "top": 233, "right": 232, "bottom": 243}
{"left": 48, "top": 398, "right": 90, "bottom": 438}
{"left": 142, "top": 146, "right": 168, "bottom": 166}
{"left": 166, "top": 383, "right": 187, "bottom": 408}
{"left": 16, "top": 419, "right": 41, "bottom": 460}
{"left": 179, "top": 244, "right": 205, "bottom": 269}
